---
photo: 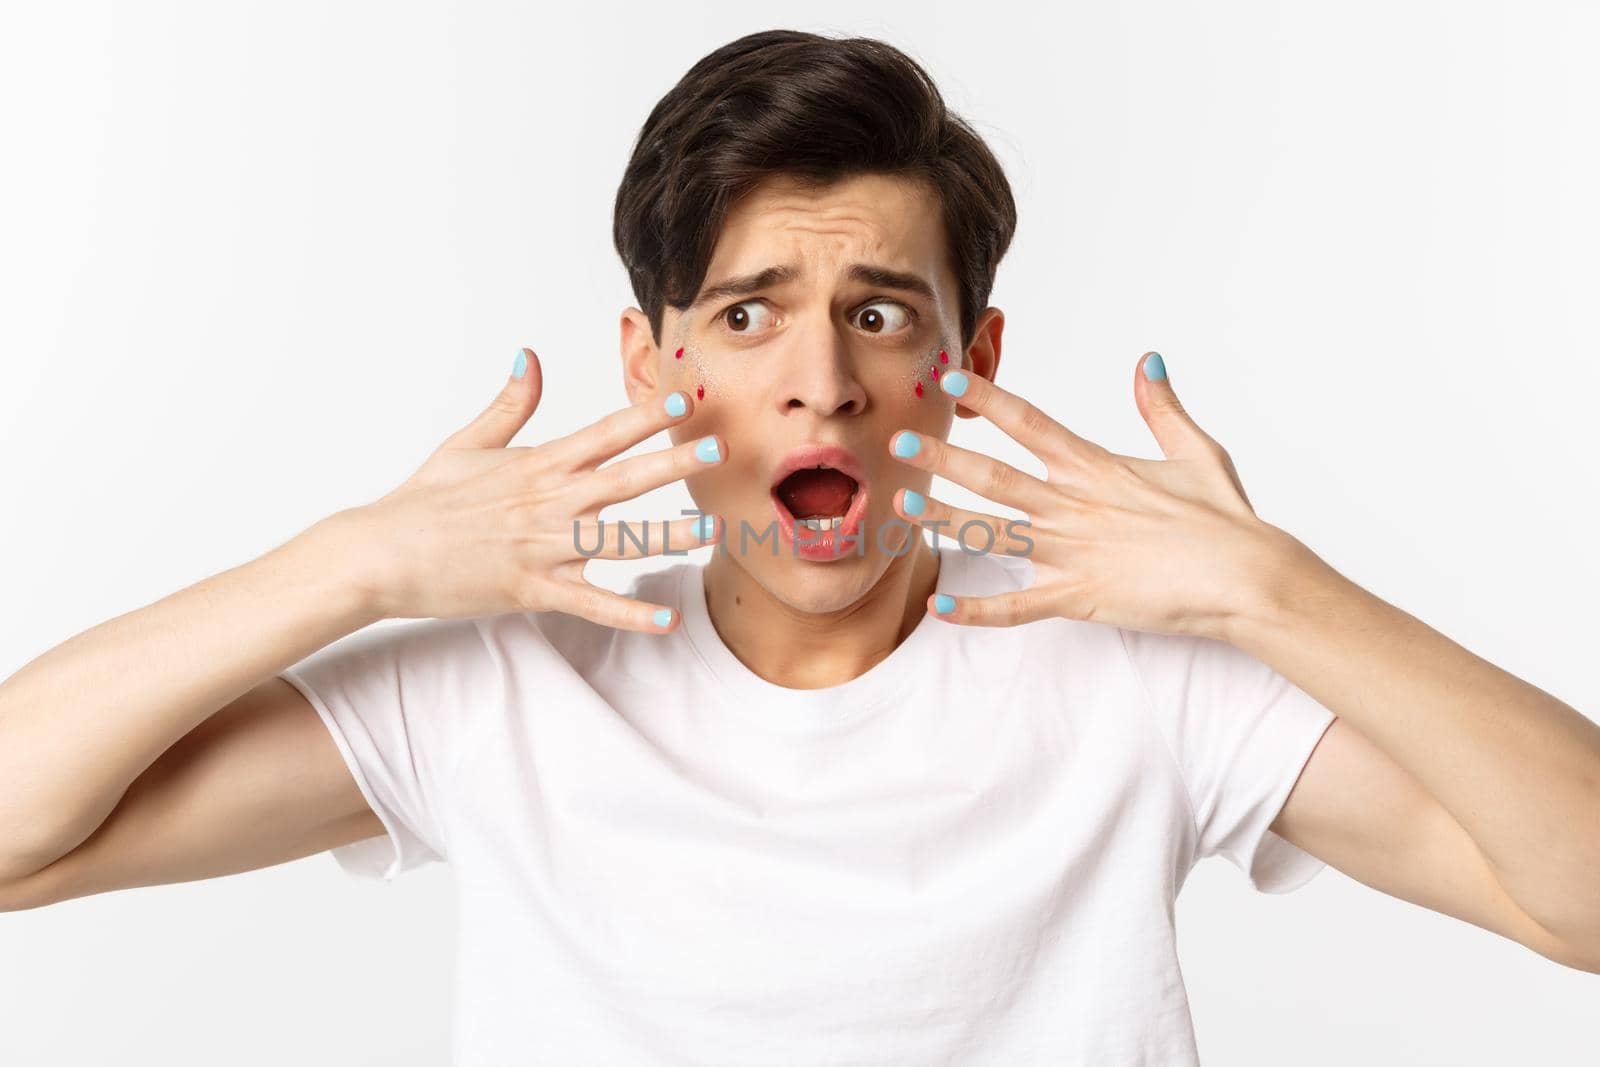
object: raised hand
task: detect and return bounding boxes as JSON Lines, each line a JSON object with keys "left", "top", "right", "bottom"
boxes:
{"left": 329, "top": 347, "right": 725, "bottom": 631}
{"left": 887, "top": 352, "right": 1303, "bottom": 640}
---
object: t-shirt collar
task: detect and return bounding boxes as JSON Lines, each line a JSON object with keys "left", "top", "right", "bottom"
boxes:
{"left": 674, "top": 543, "right": 964, "bottom": 730}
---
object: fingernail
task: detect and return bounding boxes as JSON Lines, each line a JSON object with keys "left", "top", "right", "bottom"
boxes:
{"left": 893, "top": 431, "right": 922, "bottom": 458}
{"left": 663, "top": 391, "right": 687, "bottom": 418}
{"left": 941, "top": 371, "right": 969, "bottom": 397}
{"left": 1143, "top": 352, "right": 1166, "bottom": 381}
{"left": 653, "top": 608, "right": 674, "bottom": 628}
{"left": 934, "top": 594, "right": 955, "bottom": 615}
{"left": 694, "top": 514, "right": 717, "bottom": 540}
{"left": 902, "top": 489, "right": 926, "bottom": 516}
{"left": 695, "top": 436, "right": 721, "bottom": 463}
{"left": 511, "top": 349, "right": 528, "bottom": 379}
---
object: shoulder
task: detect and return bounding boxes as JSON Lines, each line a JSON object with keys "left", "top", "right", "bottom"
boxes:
{"left": 1115, "top": 625, "right": 1279, "bottom": 700}
{"left": 296, "top": 613, "right": 498, "bottom": 678}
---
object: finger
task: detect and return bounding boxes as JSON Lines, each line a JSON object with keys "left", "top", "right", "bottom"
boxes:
{"left": 939, "top": 367, "right": 1112, "bottom": 468}
{"left": 1133, "top": 351, "right": 1222, "bottom": 463}
{"left": 549, "top": 388, "right": 699, "bottom": 473}
{"left": 568, "top": 512, "right": 722, "bottom": 562}
{"left": 893, "top": 488, "right": 1034, "bottom": 558}
{"left": 576, "top": 431, "right": 726, "bottom": 511}
{"left": 440, "top": 347, "right": 545, "bottom": 452}
{"left": 554, "top": 579, "right": 687, "bottom": 634}
{"left": 887, "top": 429, "right": 1047, "bottom": 512}
{"left": 927, "top": 587, "right": 1056, "bottom": 628}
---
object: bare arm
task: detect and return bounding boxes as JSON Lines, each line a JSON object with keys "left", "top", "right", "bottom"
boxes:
{"left": 1271, "top": 715, "right": 1600, "bottom": 974}
{"left": 0, "top": 675, "right": 386, "bottom": 910}
{"left": 894, "top": 353, "right": 1600, "bottom": 975}
{"left": 0, "top": 347, "right": 725, "bottom": 907}
{"left": 1240, "top": 532, "right": 1600, "bottom": 972}
{"left": 0, "top": 515, "right": 382, "bottom": 891}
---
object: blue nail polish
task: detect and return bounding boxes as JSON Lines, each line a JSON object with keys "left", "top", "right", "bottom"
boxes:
{"left": 511, "top": 349, "right": 528, "bottom": 379}
{"left": 653, "top": 608, "right": 674, "bottom": 628}
{"left": 664, "top": 391, "right": 687, "bottom": 417}
{"left": 1142, "top": 352, "right": 1166, "bottom": 381}
{"left": 942, "top": 370, "right": 969, "bottom": 397}
{"left": 893, "top": 431, "right": 922, "bottom": 458}
{"left": 694, "top": 514, "right": 717, "bottom": 540}
{"left": 695, "top": 436, "right": 721, "bottom": 463}
{"left": 934, "top": 594, "right": 955, "bottom": 615}
{"left": 902, "top": 489, "right": 926, "bottom": 516}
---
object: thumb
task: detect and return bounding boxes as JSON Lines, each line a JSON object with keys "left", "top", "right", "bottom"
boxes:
{"left": 1133, "top": 350, "right": 1216, "bottom": 461}
{"left": 440, "top": 347, "right": 544, "bottom": 451}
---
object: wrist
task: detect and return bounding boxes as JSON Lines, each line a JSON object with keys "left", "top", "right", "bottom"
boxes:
{"left": 293, "top": 508, "right": 396, "bottom": 626}
{"left": 1219, "top": 522, "right": 1344, "bottom": 653}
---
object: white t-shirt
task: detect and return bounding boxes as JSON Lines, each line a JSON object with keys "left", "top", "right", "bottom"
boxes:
{"left": 280, "top": 542, "right": 1336, "bottom": 1065}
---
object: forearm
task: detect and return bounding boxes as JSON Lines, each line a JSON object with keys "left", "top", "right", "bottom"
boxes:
{"left": 0, "top": 510, "right": 384, "bottom": 877}
{"left": 1228, "top": 527, "right": 1600, "bottom": 951}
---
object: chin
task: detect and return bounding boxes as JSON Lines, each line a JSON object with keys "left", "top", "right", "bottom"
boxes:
{"left": 749, "top": 555, "right": 880, "bottom": 615}
{"left": 721, "top": 502, "right": 920, "bottom": 612}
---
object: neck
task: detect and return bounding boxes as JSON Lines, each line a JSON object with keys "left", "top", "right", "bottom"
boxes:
{"left": 700, "top": 537, "right": 941, "bottom": 690}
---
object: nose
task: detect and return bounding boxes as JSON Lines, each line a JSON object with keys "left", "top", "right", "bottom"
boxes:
{"left": 778, "top": 328, "right": 867, "bottom": 418}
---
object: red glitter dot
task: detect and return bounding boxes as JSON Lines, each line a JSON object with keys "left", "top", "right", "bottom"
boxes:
{"left": 914, "top": 381, "right": 924, "bottom": 397}
{"left": 931, "top": 365, "right": 941, "bottom": 379}
{"left": 696, "top": 384, "right": 704, "bottom": 399}
{"left": 675, "top": 347, "right": 684, "bottom": 359}
{"left": 938, "top": 350, "right": 949, "bottom": 364}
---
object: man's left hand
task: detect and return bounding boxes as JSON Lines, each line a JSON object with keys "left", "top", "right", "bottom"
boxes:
{"left": 886, "top": 351, "right": 1306, "bottom": 641}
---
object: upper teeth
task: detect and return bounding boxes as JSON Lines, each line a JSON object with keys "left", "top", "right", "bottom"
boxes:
{"left": 798, "top": 516, "right": 844, "bottom": 530}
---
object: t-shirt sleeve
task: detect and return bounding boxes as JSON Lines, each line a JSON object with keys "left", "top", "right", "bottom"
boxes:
{"left": 279, "top": 616, "right": 494, "bottom": 883}
{"left": 1118, "top": 626, "right": 1337, "bottom": 894}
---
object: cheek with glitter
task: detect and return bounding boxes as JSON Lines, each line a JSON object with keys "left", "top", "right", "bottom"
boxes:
{"left": 674, "top": 333, "right": 720, "bottom": 406}
{"left": 909, "top": 344, "right": 953, "bottom": 399}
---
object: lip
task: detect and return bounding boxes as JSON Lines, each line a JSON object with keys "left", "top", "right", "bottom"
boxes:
{"left": 768, "top": 442, "right": 871, "bottom": 563}
{"left": 768, "top": 442, "right": 867, "bottom": 489}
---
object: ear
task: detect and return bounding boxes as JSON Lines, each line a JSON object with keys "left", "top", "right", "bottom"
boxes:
{"left": 620, "top": 307, "right": 661, "bottom": 406}
{"left": 956, "top": 307, "right": 1004, "bottom": 419}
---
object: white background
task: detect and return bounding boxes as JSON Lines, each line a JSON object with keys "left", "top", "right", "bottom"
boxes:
{"left": 3, "top": 1, "right": 1597, "bottom": 1063}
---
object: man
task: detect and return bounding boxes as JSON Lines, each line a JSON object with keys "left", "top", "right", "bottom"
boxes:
{"left": 3, "top": 27, "right": 1597, "bottom": 1066}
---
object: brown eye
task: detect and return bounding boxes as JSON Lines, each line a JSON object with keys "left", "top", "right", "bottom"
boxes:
{"left": 856, "top": 301, "right": 911, "bottom": 334}
{"left": 722, "top": 300, "right": 772, "bottom": 334}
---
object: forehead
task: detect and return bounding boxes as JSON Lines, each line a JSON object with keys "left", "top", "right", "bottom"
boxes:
{"left": 691, "top": 171, "right": 954, "bottom": 306}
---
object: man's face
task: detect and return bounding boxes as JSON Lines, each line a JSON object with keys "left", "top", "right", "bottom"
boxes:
{"left": 622, "top": 170, "right": 1001, "bottom": 614}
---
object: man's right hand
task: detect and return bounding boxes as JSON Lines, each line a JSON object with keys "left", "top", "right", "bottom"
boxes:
{"left": 0, "top": 344, "right": 733, "bottom": 907}
{"left": 329, "top": 347, "right": 724, "bottom": 630}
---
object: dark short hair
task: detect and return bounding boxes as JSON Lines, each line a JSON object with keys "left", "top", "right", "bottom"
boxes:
{"left": 612, "top": 29, "right": 1018, "bottom": 352}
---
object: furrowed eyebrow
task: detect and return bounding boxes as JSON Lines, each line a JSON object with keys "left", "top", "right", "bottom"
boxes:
{"left": 688, "top": 265, "right": 799, "bottom": 310}
{"left": 844, "top": 263, "right": 938, "bottom": 303}
{"left": 687, "top": 262, "right": 938, "bottom": 311}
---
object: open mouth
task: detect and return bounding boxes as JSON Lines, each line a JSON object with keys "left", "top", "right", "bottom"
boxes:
{"left": 767, "top": 444, "right": 871, "bottom": 558}
{"left": 772, "top": 464, "right": 860, "bottom": 531}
